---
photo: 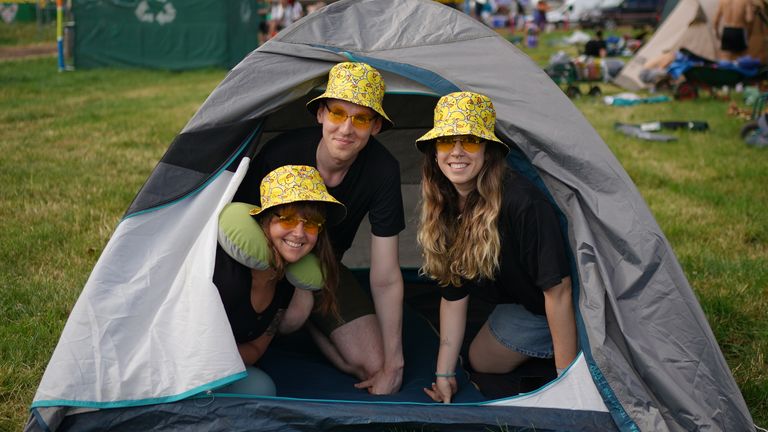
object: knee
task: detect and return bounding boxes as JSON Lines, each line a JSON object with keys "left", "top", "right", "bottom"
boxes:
{"left": 347, "top": 341, "right": 384, "bottom": 377}
{"left": 331, "top": 340, "right": 382, "bottom": 381}
{"left": 331, "top": 315, "right": 384, "bottom": 376}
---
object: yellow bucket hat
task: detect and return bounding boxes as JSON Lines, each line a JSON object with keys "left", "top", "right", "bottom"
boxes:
{"left": 307, "top": 62, "right": 394, "bottom": 130}
{"left": 415, "top": 91, "right": 507, "bottom": 153}
{"left": 249, "top": 165, "right": 346, "bottom": 226}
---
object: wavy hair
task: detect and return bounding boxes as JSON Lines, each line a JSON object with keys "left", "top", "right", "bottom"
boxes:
{"left": 259, "top": 203, "right": 339, "bottom": 317}
{"left": 417, "top": 143, "right": 507, "bottom": 287}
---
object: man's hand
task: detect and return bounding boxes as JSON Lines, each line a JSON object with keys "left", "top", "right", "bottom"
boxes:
{"left": 424, "top": 377, "right": 457, "bottom": 403}
{"left": 354, "top": 364, "right": 403, "bottom": 395}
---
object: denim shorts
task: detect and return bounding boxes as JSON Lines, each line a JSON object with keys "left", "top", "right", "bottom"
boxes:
{"left": 488, "top": 303, "right": 554, "bottom": 359}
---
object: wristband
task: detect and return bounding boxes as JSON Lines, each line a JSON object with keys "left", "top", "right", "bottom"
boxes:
{"left": 435, "top": 372, "right": 456, "bottom": 378}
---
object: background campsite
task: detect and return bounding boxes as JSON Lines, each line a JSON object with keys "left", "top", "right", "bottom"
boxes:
{"left": 2, "top": 7, "right": 767, "bottom": 431}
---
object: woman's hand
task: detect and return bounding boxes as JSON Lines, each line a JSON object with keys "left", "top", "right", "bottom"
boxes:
{"left": 426, "top": 296, "right": 467, "bottom": 403}
{"left": 424, "top": 376, "right": 457, "bottom": 403}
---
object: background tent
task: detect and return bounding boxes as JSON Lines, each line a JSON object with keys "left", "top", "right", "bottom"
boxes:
{"left": 72, "top": 0, "right": 260, "bottom": 70}
{"left": 746, "top": 0, "right": 768, "bottom": 63}
{"left": 613, "top": 0, "right": 720, "bottom": 90}
{"left": 27, "top": 0, "right": 755, "bottom": 431}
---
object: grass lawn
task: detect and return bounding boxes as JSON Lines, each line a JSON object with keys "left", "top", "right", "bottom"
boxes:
{"left": 0, "top": 21, "right": 56, "bottom": 46}
{"left": 1, "top": 25, "right": 767, "bottom": 431}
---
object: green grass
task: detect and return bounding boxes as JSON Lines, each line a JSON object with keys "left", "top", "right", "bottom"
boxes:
{"left": 0, "top": 57, "right": 226, "bottom": 430}
{"left": 1, "top": 48, "right": 767, "bottom": 431}
{"left": 0, "top": 21, "right": 56, "bottom": 47}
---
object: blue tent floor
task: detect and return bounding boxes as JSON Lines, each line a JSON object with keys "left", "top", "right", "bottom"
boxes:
{"left": 255, "top": 271, "right": 557, "bottom": 404}
{"left": 259, "top": 304, "right": 484, "bottom": 403}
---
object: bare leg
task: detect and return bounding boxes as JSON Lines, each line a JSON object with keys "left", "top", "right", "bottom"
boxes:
{"left": 469, "top": 322, "right": 529, "bottom": 374}
{"left": 306, "top": 321, "right": 367, "bottom": 379}
{"left": 319, "top": 314, "right": 384, "bottom": 380}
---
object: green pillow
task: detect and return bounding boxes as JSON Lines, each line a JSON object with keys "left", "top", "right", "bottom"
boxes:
{"left": 217, "top": 202, "right": 324, "bottom": 291}
{"left": 218, "top": 202, "right": 272, "bottom": 271}
{"left": 285, "top": 252, "right": 324, "bottom": 292}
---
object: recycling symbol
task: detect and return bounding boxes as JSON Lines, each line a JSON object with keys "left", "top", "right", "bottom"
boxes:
{"left": 135, "top": 0, "right": 177, "bottom": 25}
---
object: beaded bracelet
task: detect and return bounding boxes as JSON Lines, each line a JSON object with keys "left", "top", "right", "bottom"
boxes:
{"left": 435, "top": 372, "right": 456, "bottom": 378}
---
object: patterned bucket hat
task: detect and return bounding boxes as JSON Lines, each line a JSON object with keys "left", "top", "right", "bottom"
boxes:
{"left": 307, "top": 62, "right": 394, "bottom": 130}
{"left": 249, "top": 165, "right": 346, "bottom": 226}
{"left": 415, "top": 91, "right": 508, "bottom": 153}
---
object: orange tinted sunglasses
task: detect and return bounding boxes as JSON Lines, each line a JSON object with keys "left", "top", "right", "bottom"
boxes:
{"left": 435, "top": 136, "right": 484, "bottom": 153}
{"left": 324, "top": 104, "right": 377, "bottom": 129}
{"left": 274, "top": 213, "right": 325, "bottom": 235}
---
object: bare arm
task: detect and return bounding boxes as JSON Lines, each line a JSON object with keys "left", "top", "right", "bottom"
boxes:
{"left": 363, "top": 234, "right": 405, "bottom": 394}
{"left": 278, "top": 288, "right": 314, "bottom": 334}
{"left": 425, "top": 296, "right": 468, "bottom": 403}
{"left": 237, "top": 329, "right": 276, "bottom": 366}
{"left": 543, "top": 276, "right": 578, "bottom": 373}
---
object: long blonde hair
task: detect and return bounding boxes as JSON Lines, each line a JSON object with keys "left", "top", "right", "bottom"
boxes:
{"left": 417, "top": 143, "right": 507, "bottom": 287}
{"left": 259, "top": 203, "right": 339, "bottom": 317}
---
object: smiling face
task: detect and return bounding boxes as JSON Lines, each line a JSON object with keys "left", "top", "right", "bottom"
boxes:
{"left": 266, "top": 205, "right": 322, "bottom": 264}
{"left": 317, "top": 99, "right": 382, "bottom": 164}
{"left": 435, "top": 136, "right": 487, "bottom": 197}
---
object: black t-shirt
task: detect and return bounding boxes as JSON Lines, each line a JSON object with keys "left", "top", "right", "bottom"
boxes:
{"left": 440, "top": 171, "right": 570, "bottom": 316}
{"left": 234, "top": 127, "right": 406, "bottom": 258}
{"left": 213, "top": 245, "right": 296, "bottom": 344}
{"left": 584, "top": 39, "right": 607, "bottom": 57}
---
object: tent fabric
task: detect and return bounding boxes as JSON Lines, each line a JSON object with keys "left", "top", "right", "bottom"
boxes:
{"left": 613, "top": 0, "right": 720, "bottom": 90}
{"left": 28, "top": 0, "right": 754, "bottom": 431}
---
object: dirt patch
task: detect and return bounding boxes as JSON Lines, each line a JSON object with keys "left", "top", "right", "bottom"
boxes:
{"left": 0, "top": 43, "right": 56, "bottom": 61}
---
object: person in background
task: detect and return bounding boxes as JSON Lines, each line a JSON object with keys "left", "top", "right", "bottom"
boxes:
{"left": 266, "top": 0, "right": 303, "bottom": 39}
{"left": 533, "top": 0, "right": 549, "bottom": 32}
{"left": 584, "top": 29, "right": 607, "bottom": 58}
{"left": 234, "top": 62, "right": 406, "bottom": 395}
{"left": 714, "top": 0, "right": 755, "bottom": 60}
{"left": 512, "top": 0, "right": 527, "bottom": 31}
{"left": 638, "top": 49, "right": 677, "bottom": 87}
{"left": 215, "top": 165, "right": 346, "bottom": 395}
{"left": 415, "top": 92, "right": 577, "bottom": 404}
{"left": 281, "top": 0, "right": 304, "bottom": 29}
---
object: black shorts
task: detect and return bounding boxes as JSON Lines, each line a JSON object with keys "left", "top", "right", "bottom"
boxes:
{"left": 310, "top": 265, "right": 376, "bottom": 336}
{"left": 721, "top": 27, "right": 748, "bottom": 53}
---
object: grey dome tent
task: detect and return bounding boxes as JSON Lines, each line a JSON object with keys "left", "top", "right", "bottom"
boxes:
{"left": 27, "top": 0, "right": 755, "bottom": 431}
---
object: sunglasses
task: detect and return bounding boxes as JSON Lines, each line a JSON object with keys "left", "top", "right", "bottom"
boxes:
{"left": 324, "top": 104, "right": 377, "bottom": 129}
{"left": 274, "top": 213, "right": 325, "bottom": 235}
{"left": 434, "top": 135, "right": 484, "bottom": 153}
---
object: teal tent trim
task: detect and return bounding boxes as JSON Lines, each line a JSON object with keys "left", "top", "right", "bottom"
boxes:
{"left": 31, "top": 372, "right": 248, "bottom": 410}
